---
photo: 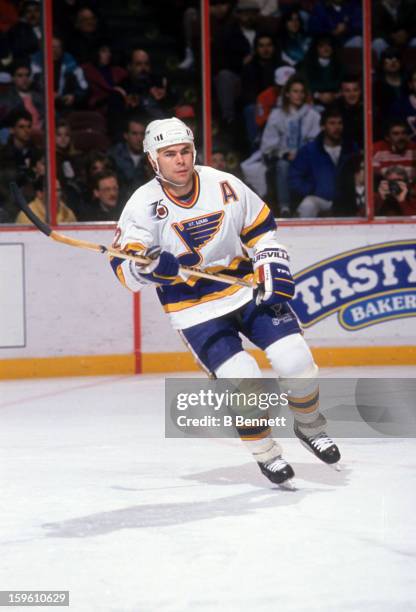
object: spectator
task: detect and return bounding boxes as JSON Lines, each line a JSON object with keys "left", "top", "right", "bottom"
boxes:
{"left": 67, "top": 6, "right": 106, "bottom": 64}
{"left": 56, "top": 119, "right": 84, "bottom": 180}
{"left": 289, "top": 108, "right": 356, "bottom": 217}
{"left": 79, "top": 150, "right": 115, "bottom": 214}
{"left": 390, "top": 68, "right": 416, "bottom": 139}
{"left": 15, "top": 176, "right": 77, "bottom": 224}
{"left": 302, "top": 35, "right": 343, "bottom": 107}
{"left": 241, "top": 33, "right": 278, "bottom": 105}
{"left": 32, "top": 35, "right": 89, "bottom": 114}
{"left": 0, "top": 109, "right": 39, "bottom": 175}
{"left": 83, "top": 171, "right": 121, "bottom": 221}
{"left": 1, "top": 149, "right": 45, "bottom": 220}
{"left": 260, "top": 75, "right": 321, "bottom": 216}
{"left": 52, "top": 35, "right": 88, "bottom": 113}
{"left": 54, "top": 118, "right": 86, "bottom": 214}
{"left": 241, "top": 33, "right": 279, "bottom": 148}
{"left": 109, "top": 115, "right": 147, "bottom": 198}
{"left": 6, "top": 145, "right": 42, "bottom": 177}
{"left": 277, "top": 9, "right": 311, "bottom": 67}
{"left": 177, "top": 1, "right": 199, "bottom": 71}
{"left": 242, "top": 66, "right": 296, "bottom": 202}
{"left": 375, "top": 164, "right": 416, "bottom": 216}
{"left": 66, "top": 7, "right": 109, "bottom": 64}
{"left": 214, "top": 0, "right": 261, "bottom": 126}
{"left": 210, "top": 0, "right": 235, "bottom": 76}
{"left": 145, "top": 73, "right": 173, "bottom": 118}
{"left": 7, "top": 0, "right": 41, "bottom": 60}
{"left": 333, "top": 152, "right": 365, "bottom": 216}
{"left": 178, "top": 0, "right": 279, "bottom": 72}
{"left": 0, "top": 31, "right": 12, "bottom": 86}
{"left": 84, "top": 150, "right": 115, "bottom": 184}
{"left": 308, "top": 0, "right": 362, "bottom": 48}
{"left": 333, "top": 75, "right": 363, "bottom": 147}
{"left": 255, "top": 65, "right": 296, "bottom": 129}
{"left": 32, "top": 147, "right": 44, "bottom": 175}
{"left": 373, "top": 47, "right": 405, "bottom": 135}
{"left": 53, "top": 0, "right": 87, "bottom": 41}
{"left": 0, "top": 0, "right": 18, "bottom": 34}
{"left": 210, "top": 147, "right": 228, "bottom": 171}
{"left": 0, "top": 4, "right": 15, "bottom": 90}
{"left": 0, "top": 60, "right": 43, "bottom": 132}
{"left": 373, "top": 119, "right": 416, "bottom": 181}
{"left": 372, "top": 0, "right": 416, "bottom": 58}
{"left": 81, "top": 42, "right": 127, "bottom": 117}
{"left": 118, "top": 48, "right": 153, "bottom": 100}
{"left": 109, "top": 48, "right": 173, "bottom": 136}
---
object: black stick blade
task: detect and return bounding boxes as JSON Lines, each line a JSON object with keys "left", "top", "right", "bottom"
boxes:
{"left": 10, "top": 181, "right": 52, "bottom": 236}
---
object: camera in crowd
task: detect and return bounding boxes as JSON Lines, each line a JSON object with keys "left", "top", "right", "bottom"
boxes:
{"left": 383, "top": 165, "right": 411, "bottom": 200}
{"left": 387, "top": 179, "right": 403, "bottom": 196}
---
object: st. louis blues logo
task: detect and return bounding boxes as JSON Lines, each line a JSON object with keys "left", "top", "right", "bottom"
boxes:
{"left": 172, "top": 211, "right": 224, "bottom": 266}
{"left": 291, "top": 240, "right": 416, "bottom": 331}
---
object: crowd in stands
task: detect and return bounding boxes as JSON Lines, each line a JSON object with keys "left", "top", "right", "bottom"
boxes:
{"left": 200, "top": 0, "right": 415, "bottom": 217}
{"left": 0, "top": 0, "right": 415, "bottom": 224}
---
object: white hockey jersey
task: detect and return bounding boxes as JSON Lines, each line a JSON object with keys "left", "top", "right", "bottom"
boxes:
{"left": 111, "top": 165, "right": 278, "bottom": 330}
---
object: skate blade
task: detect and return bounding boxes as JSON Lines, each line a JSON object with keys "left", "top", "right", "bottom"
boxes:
{"left": 299, "top": 440, "right": 341, "bottom": 471}
{"left": 330, "top": 462, "right": 341, "bottom": 472}
{"left": 278, "top": 478, "right": 296, "bottom": 491}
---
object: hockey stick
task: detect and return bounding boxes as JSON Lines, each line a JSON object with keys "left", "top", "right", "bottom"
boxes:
{"left": 10, "top": 182, "right": 254, "bottom": 288}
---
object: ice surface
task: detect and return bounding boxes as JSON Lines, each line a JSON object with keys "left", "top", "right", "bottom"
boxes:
{"left": 0, "top": 367, "right": 415, "bottom": 612}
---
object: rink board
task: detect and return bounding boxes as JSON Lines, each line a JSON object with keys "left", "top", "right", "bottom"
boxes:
{"left": 0, "top": 223, "right": 415, "bottom": 377}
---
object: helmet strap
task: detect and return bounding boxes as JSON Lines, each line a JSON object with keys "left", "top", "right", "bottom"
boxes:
{"left": 148, "top": 147, "right": 197, "bottom": 188}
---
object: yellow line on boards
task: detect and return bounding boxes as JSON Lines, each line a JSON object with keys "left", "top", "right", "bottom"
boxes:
{"left": 0, "top": 346, "right": 415, "bottom": 379}
{"left": 141, "top": 346, "right": 416, "bottom": 372}
{"left": 0, "top": 354, "right": 135, "bottom": 379}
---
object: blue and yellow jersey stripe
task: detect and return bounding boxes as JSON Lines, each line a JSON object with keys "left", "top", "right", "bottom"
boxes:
{"left": 157, "top": 257, "right": 253, "bottom": 313}
{"left": 240, "top": 204, "right": 276, "bottom": 248}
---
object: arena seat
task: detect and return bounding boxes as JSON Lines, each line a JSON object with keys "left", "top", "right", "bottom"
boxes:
{"left": 67, "top": 111, "right": 107, "bottom": 133}
{"left": 71, "top": 129, "right": 109, "bottom": 152}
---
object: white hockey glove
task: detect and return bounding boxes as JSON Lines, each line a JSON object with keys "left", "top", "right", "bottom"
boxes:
{"left": 252, "top": 243, "right": 295, "bottom": 306}
{"left": 133, "top": 246, "right": 180, "bottom": 285}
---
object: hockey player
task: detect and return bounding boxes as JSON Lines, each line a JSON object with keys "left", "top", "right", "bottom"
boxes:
{"left": 111, "top": 117, "right": 340, "bottom": 486}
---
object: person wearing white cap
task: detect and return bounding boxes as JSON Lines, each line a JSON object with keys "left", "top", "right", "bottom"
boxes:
{"left": 240, "top": 66, "right": 296, "bottom": 202}
{"left": 255, "top": 66, "right": 296, "bottom": 130}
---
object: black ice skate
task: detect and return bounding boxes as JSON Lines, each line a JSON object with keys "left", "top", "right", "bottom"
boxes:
{"left": 294, "top": 423, "right": 341, "bottom": 467}
{"left": 258, "top": 455, "right": 295, "bottom": 488}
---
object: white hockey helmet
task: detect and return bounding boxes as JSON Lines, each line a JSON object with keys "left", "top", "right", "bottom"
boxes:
{"left": 143, "top": 117, "right": 195, "bottom": 163}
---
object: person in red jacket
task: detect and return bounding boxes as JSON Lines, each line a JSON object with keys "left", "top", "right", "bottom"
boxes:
{"left": 0, "top": 0, "right": 18, "bottom": 34}
{"left": 255, "top": 65, "right": 295, "bottom": 129}
{"left": 373, "top": 120, "right": 416, "bottom": 183}
{"left": 81, "top": 43, "right": 127, "bottom": 117}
